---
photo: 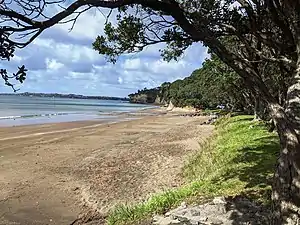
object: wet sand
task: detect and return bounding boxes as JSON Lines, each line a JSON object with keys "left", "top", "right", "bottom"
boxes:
{"left": 0, "top": 110, "right": 213, "bottom": 225}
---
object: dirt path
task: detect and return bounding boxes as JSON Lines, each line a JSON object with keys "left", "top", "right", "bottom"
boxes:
{"left": 0, "top": 113, "right": 213, "bottom": 225}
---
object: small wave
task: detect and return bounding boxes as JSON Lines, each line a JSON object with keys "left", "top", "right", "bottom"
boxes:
{"left": 0, "top": 113, "right": 70, "bottom": 120}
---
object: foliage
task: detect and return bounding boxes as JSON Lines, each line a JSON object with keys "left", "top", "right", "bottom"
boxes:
{"left": 107, "top": 115, "right": 279, "bottom": 225}
{"left": 129, "top": 54, "right": 248, "bottom": 111}
{"left": 2, "top": 0, "right": 297, "bottom": 103}
{"left": 1, "top": 1, "right": 300, "bottom": 221}
{"left": 128, "top": 87, "right": 161, "bottom": 104}
{"left": 127, "top": 84, "right": 166, "bottom": 105}
{"left": 0, "top": 30, "right": 27, "bottom": 91}
{"left": 0, "top": 0, "right": 298, "bottom": 113}
{"left": 0, "top": 66, "right": 27, "bottom": 92}
{"left": 164, "top": 55, "right": 247, "bottom": 109}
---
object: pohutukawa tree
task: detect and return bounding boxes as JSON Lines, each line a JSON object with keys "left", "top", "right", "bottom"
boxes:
{"left": 1, "top": 0, "right": 300, "bottom": 223}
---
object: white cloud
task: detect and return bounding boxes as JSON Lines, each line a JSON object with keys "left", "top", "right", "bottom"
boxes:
{"left": 123, "top": 58, "right": 142, "bottom": 70}
{"left": 118, "top": 77, "right": 123, "bottom": 84}
{"left": 33, "top": 38, "right": 101, "bottom": 63}
{"left": 12, "top": 55, "right": 23, "bottom": 63}
{"left": 0, "top": 7, "right": 209, "bottom": 97}
{"left": 45, "top": 58, "right": 64, "bottom": 70}
{"left": 55, "top": 8, "right": 109, "bottom": 40}
{"left": 146, "top": 59, "right": 188, "bottom": 74}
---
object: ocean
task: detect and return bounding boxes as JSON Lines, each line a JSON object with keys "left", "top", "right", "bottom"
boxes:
{"left": 0, "top": 95, "right": 152, "bottom": 126}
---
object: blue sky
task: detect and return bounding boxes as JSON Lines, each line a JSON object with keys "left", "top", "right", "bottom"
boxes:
{"left": 0, "top": 7, "right": 209, "bottom": 97}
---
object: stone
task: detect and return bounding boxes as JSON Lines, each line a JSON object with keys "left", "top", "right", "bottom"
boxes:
{"left": 153, "top": 196, "right": 270, "bottom": 225}
{"left": 172, "top": 214, "right": 189, "bottom": 223}
{"left": 169, "top": 220, "right": 182, "bottom": 225}
{"left": 165, "top": 212, "right": 171, "bottom": 217}
{"left": 212, "top": 197, "right": 226, "bottom": 205}
{"left": 189, "top": 220, "right": 199, "bottom": 225}
{"left": 153, "top": 215, "right": 182, "bottom": 225}
{"left": 208, "top": 218, "right": 223, "bottom": 224}
{"left": 189, "top": 216, "right": 208, "bottom": 225}
{"left": 153, "top": 215, "right": 164, "bottom": 222}
{"left": 189, "top": 208, "right": 201, "bottom": 217}
{"left": 180, "top": 202, "right": 187, "bottom": 208}
{"left": 166, "top": 202, "right": 188, "bottom": 217}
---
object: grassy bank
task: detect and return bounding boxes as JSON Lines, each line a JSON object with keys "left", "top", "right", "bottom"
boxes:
{"left": 107, "top": 115, "right": 279, "bottom": 225}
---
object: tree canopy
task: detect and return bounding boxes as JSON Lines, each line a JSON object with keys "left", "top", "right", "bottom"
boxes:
{"left": 129, "top": 54, "right": 252, "bottom": 112}
{"left": 128, "top": 87, "right": 161, "bottom": 104}
{"left": 1, "top": 0, "right": 300, "bottom": 223}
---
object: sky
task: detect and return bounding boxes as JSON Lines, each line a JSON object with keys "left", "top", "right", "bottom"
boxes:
{"left": 0, "top": 7, "right": 209, "bottom": 97}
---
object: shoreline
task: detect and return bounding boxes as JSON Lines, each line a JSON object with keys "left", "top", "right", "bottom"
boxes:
{"left": 0, "top": 109, "right": 161, "bottom": 141}
{"left": 0, "top": 106, "right": 161, "bottom": 128}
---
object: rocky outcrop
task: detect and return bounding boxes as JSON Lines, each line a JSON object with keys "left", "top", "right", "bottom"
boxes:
{"left": 166, "top": 101, "right": 175, "bottom": 111}
{"left": 155, "top": 96, "right": 168, "bottom": 105}
{"left": 129, "top": 94, "right": 168, "bottom": 105}
{"left": 128, "top": 87, "right": 169, "bottom": 105}
{"left": 129, "top": 94, "right": 150, "bottom": 104}
{"left": 153, "top": 196, "right": 270, "bottom": 225}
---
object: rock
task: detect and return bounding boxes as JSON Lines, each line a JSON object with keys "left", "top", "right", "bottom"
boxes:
{"left": 212, "top": 197, "right": 226, "bottom": 205}
{"left": 165, "top": 212, "right": 171, "bottom": 217}
{"left": 209, "top": 218, "right": 223, "bottom": 224}
{"left": 153, "top": 196, "right": 270, "bottom": 225}
{"left": 189, "top": 216, "right": 208, "bottom": 224}
{"left": 172, "top": 214, "right": 189, "bottom": 223}
{"left": 170, "top": 221, "right": 182, "bottom": 225}
{"left": 167, "top": 101, "right": 174, "bottom": 111}
{"left": 153, "top": 215, "right": 164, "bottom": 222}
{"left": 180, "top": 202, "right": 187, "bottom": 208}
{"left": 189, "top": 208, "right": 201, "bottom": 216}
{"left": 153, "top": 215, "right": 181, "bottom": 225}
{"left": 166, "top": 203, "right": 187, "bottom": 217}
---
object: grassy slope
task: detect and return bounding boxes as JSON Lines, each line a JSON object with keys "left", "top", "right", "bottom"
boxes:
{"left": 107, "top": 115, "right": 279, "bottom": 225}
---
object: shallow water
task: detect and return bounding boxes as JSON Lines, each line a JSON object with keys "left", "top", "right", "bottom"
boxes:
{"left": 0, "top": 95, "right": 153, "bottom": 126}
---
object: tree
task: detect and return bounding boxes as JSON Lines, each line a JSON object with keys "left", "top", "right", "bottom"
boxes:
{"left": 128, "top": 87, "right": 161, "bottom": 104}
{"left": 191, "top": 55, "right": 248, "bottom": 111}
{"left": 1, "top": 1, "right": 300, "bottom": 223}
{"left": 156, "top": 55, "right": 248, "bottom": 111}
{"left": 158, "top": 82, "right": 171, "bottom": 103}
{"left": 0, "top": 29, "right": 27, "bottom": 91}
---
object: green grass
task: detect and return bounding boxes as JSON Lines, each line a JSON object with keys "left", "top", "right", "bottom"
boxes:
{"left": 107, "top": 115, "right": 280, "bottom": 225}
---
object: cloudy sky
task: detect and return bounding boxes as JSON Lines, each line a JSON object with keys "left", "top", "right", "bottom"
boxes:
{"left": 0, "top": 7, "right": 209, "bottom": 97}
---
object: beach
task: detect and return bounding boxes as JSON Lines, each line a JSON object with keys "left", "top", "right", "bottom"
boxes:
{"left": 0, "top": 109, "right": 213, "bottom": 225}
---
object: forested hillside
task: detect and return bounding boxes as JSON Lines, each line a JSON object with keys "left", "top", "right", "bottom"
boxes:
{"left": 129, "top": 54, "right": 269, "bottom": 118}
{"left": 128, "top": 87, "right": 163, "bottom": 104}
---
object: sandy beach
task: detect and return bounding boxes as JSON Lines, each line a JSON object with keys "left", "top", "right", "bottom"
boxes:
{"left": 0, "top": 110, "right": 213, "bottom": 225}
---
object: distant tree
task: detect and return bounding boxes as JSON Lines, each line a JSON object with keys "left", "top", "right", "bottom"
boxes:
{"left": 162, "top": 54, "right": 249, "bottom": 111}
{"left": 128, "top": 87, "right": 161, "bottom": 104}
{"left": 158, "top": 82, "right": 171, "bottom": 101}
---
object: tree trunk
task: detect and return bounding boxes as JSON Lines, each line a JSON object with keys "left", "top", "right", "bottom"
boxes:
{"left": 271, "top": 108, "right": 300, "bottom": 224}
{"left": 254, "top": 95, "right": 269, "bottom": 121}
{"left": 271, "top": 62, "right": 300, "bottom": 224}
{"left": 254, "top": 95, "right": 259, "bottom": 120}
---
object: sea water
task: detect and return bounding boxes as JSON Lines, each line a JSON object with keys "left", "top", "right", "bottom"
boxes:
{"left": 0, "top": 95, "right": 152, "bottom": 126}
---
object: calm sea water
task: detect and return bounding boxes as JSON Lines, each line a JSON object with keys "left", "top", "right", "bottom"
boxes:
{"left": 0, "top": 95, "right": 151, "bottom": 126}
